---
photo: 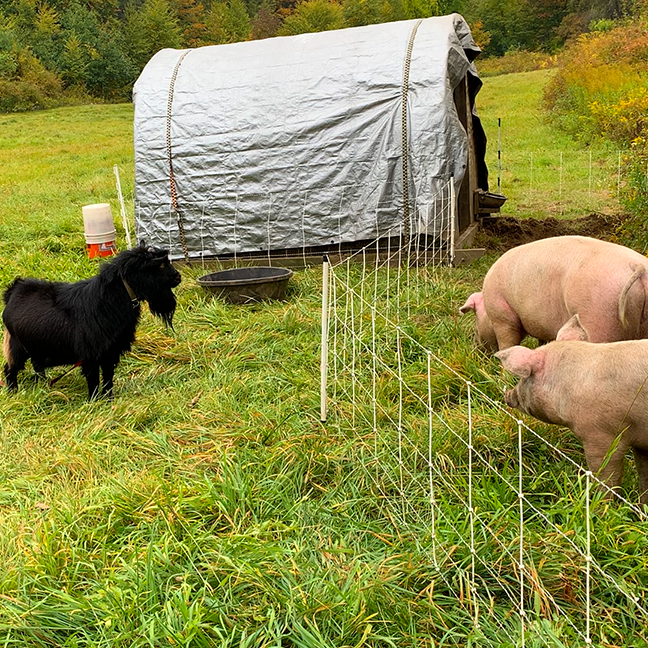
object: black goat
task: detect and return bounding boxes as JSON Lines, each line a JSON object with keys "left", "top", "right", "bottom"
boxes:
{"left": 2, "top": 243, "right": 181, "bottom": 399}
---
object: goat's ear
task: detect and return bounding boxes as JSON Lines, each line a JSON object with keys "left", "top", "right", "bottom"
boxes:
{"left": 138, "top": 240, "right": 148, "bottom": 250}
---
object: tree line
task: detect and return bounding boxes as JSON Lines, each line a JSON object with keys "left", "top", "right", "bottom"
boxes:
{"left": 0, "top": 0, "right": 642, "bottom": 110}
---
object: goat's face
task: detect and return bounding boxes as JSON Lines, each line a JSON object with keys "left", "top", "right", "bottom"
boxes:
{"left": 119, "top": 244, "right": 182, "bottom": 326}
{"left": 149, "top": 249, "right": 182, "bottom": 290}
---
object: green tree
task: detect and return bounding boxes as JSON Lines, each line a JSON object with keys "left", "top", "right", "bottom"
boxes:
{"left": 465, "top": 0, "right": 533, "bottom": 56}
{"left": 204, "top": 0, "right": 250, "bottom": 43}
{"left": 125, "top": 0, "right": 182, "bottom": 67}
{"left": 0, "top": 11, "right": 18, "bottom": 78}
{"left": 204, "top": 1, "right": 228, "bottom": 41}
{"left": 17, "top": 0, "right": 61, "bottom": 70}
{"left": 61, "top": 32, "right": 88, "bottom": 86}
{"left": 86, "top": 35, "right": 137, "bottom": 99}
{"left": 59, "top": 2, "right": 136, "bottom": 98}
{"left": 278, "top": 0, "right": 345, "bottom": 35}
{"left": 402, "top": 0, "right": 438, "bottom": 18}
{"left": 224, "top": 0, "right": 251, "bottom": 40}
{"left": 342, "top": 0, "right": 383, "bottom": 27}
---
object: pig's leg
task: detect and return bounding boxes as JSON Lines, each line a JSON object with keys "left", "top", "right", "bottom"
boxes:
{"left": 491, "top": 316, "right": 525, "bottom": 350}
{"left": 577, "top": 313, "right": 625, "bottom": 344}
{"left": 487, "top": 298, "right": 525, "bottom": 350}
{"left": 632, "top": 447, "right": 648, "bottom": 505}
{"left": 581, "top": 435, "right": 627, "bottom": 500}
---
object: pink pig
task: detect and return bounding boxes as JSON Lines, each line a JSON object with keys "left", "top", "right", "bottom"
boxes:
{"left": 496, "top": 315, "right": 648, "bottom": 504}
{"left": 460, "top": 236, "right": 648, "bottom": 351}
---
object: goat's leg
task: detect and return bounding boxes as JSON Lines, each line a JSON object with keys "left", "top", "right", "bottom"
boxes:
{"left": 31, "top": 360, "right": 47, "bottom": 383}
{"left": 81, "top": 362, "right": 101, "bottom": 399}
{"left": 100, "top": 360, "right": 118, "bottom": 398}
{"left": 3, "top": 334, "right": 28, "bottom": 391}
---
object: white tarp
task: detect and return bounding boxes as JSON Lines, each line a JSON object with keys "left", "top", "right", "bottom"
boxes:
{"left": 133, "top": 14, "right": 482, "bottom": 260}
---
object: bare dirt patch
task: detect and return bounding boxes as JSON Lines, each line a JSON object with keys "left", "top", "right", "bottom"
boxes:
{"left": 474, "top": 213, "right": 627, "bottom": 253}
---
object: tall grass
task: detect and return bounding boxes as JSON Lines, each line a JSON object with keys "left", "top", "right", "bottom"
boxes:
{"left": 477, "top": 51, "right": 557, "bottom": 78}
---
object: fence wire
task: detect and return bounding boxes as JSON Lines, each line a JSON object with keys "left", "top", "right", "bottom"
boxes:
{"left": 321, "top": 179, "right": 648, "bottom": 646}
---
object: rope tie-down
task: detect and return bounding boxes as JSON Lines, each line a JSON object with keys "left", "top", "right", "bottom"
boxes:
{"left": 401, "top": 19, "right": 422, "bottom": 252}
{"left": 166, "top": 50, "right": 192, "bottom": 262}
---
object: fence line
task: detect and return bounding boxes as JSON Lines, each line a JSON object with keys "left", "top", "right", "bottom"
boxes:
{"left": 321, "top": 183, "right": 648, "bottom": 643}
{"left": 493, "top": 148, "right": 627, "bottom": 217}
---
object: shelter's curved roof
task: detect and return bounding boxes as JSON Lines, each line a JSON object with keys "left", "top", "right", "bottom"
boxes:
{"left": 133, "top": 14, "right": 482, "bottom": 260}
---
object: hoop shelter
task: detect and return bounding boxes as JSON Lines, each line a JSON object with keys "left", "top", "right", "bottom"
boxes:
{"left": 133, "top": 14, "right": 489, "bottom": 262}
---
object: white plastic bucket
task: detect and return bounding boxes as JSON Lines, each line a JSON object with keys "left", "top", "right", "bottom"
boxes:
{"left": 82, "top": 203, "right": 117, "bottom": 258}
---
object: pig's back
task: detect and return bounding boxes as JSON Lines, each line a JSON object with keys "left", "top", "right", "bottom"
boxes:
{"left": 483, "top": 236, "right": 648, "bottom": 343}
{"left": 550, "top": 339, "right": 648, "bottom": 436}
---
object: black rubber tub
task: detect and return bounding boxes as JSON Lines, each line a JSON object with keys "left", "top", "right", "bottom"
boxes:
{"left": 197, "top": 266, "right": 294, "bottom": 304}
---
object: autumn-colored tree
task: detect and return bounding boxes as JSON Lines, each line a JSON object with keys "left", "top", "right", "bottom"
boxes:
{"left": 275, "top": 0, "right": 299, "bottom": 19}
{"left": 170, "top": 0, "right": 208, "bottom": 46}
{"left": 251, "top": 0, "right": 281, "bottom": 38}
{"left": 469, "top": 18, "right": 490, "bottom": 50}
{"left": 0, "top": 13, "right": 63, "bottom": 112}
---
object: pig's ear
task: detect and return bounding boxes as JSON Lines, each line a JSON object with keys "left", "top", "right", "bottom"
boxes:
{"left": 556, "top": 314, "right": 590, "bottom": 342}
{"left": 459, "top": 292, "right": 483, "bottom": 314}
{"left": 495, "top": 346, "right": 544, "bottom": 378}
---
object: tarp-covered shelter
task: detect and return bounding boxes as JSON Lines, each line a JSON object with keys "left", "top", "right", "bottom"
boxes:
{"left": 133, "top": 14, "right": 489, "bottom": 262}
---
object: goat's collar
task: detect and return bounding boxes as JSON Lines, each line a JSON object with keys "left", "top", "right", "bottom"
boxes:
{"left": 121, "top": 278, "right": 140, "bottom": 309}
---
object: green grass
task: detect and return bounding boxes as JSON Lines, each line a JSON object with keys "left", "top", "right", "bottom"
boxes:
{"left": 478, "top": 69, "right": 623, "bottom": 219}
{"left": 0, "top": 75, "right": 646, "bottom": 647}
{"left": 0, "top": 104, "right": 134, "bottom": 283}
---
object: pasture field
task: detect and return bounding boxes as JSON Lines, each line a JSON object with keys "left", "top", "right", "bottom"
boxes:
{"left": 478, "top": 69, "right": 623, "bottom": 220}
{"left": 0, "top": 71, "right": 646, "bottom": 647}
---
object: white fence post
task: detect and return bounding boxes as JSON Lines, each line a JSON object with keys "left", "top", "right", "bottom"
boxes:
{"left": 114, "top": 165, "right": 133, "bottom": 249}
{"left": 320, "top": 254, "right": 330, "bottom": 423}
{"left": 449, "top": 176, "right": 456, "bottom": 267}
{"left": 518, "top": 419, "right": 526, "bottom": 647}
{"left": 585, "top": 470, "right": 592, "bottom": 646}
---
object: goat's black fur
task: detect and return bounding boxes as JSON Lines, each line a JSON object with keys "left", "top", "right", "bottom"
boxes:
{"left": 2, "top": 242, "right": 181, "bottom": 399}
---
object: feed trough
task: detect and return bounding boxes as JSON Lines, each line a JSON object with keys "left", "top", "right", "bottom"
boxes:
{"left": 197, "top": 266, "right": 293, "bottom": 304}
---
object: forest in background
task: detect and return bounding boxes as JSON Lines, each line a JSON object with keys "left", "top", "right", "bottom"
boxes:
{"left": 0, "top": 0, "right": 644, "bottom": 110}
{"left": 1, "top": 0, "right": 647, "bottom": 225}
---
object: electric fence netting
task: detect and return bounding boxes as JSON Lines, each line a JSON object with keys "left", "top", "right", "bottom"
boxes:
{"left": 319, "top": 179, "right": 648, "bottom": 646}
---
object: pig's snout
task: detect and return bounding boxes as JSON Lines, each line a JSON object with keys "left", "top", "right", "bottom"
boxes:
{"left": 504, "top": 389, "right": 519, "bottom": 409}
